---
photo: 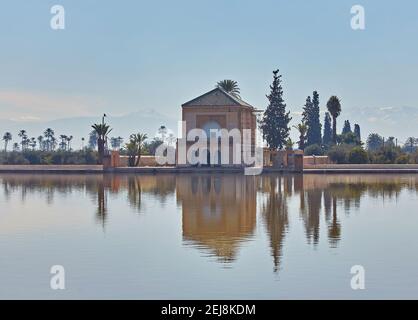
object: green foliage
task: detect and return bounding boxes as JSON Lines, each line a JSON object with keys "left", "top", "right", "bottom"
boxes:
{"left": 92, "top": 122, "right": 112, "bottom": 164}
{"left": 304, "top": 144, "right": 324, "bottom": 156}
{"left": 368, "top": 145, "right": 402, "bottom": 164}
{"left": 302, "top": 91, "right": 322, "bottom": 147}
{"left": 216, "top": 80, "right": 240, "bottom": 98}
{"left": 341, "top": 120, "right": 352, "bottom": 135}
{"left": 348, "top": 147, "right": 368, "bottom": 164}
{"left": 126, "top": 133, "right": 148, "bottom": 167}
{"left": 366, "top": 133, "right": 384, "bottom": 151}
{"left": 326, "top": 96, "right": 342, "bottom": 144}
{"left": 354, "top": 124, "right": 361, "bottom": 142}
{"left": 293, "top": 122, "right": 307, "bottom": 150}
{"left": 327, "top": 145, "right": 351, "bottom": 164}
{"left": 403, "top": 137, "right": 417, "bottom": 153}
{"left": 337, "top": 132, "right": 361, "bottom": 146}
{"left": 322, "top": 112, "right": 333, "bottom": 147}
{"left": 259, "top": 69, "right": 292, "bottom": 150}
{"left": 0, "top": 150, "right": 98, "bottom": 165}
{"left": 395, "top": 154, "right": 410, "bottom": 164}
{"left": 285, "top": 138, "right": 294, "bottom": 151}
{"left": 143, "top": 138, "right": 164, "bottom": 155}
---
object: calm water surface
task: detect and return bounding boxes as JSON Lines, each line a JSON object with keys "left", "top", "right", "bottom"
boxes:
{"left": 0, "top": 173, "right": 417, "bottom": 299}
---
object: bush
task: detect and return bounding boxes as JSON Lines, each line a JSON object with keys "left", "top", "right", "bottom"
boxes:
{"left": 395, "top": 154, "right": 410, "bottom": 164}
{"left": 304, "top": 144, "right": 324, "bottom": 156}
{"left": 327, "top": 145, "right": 349, "bottom": 164}
{"left": 0, "top": 150, "right": 98, "bottom": 165}
{"left": 348, "top": 147, "right": 369, "bottom": 164}
{"left": 411, "top": 151, "right": 418, "bottom": 164}
{"left": 368, "top": 146, "right": 402, "bottom": 164}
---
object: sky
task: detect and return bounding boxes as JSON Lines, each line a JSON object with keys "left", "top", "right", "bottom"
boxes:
{"left": 0, "top": 0, "right": 417, "bottom": 133}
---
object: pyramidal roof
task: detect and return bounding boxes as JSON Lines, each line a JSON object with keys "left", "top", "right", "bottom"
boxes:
{"left": 182, "top": 87, "right": 254, "bottom": 109}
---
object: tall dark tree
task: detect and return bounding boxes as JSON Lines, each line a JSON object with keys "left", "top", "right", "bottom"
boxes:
{"left": 354, "top": 124, "right": 361, "bottom": 142}
{"left": 259, "top": 69, "right": 292, "bottom": 150}
{"left": 302, "top": 92, "right": 322, "bottom": 147}
{"left": 302, "top": 96, "right": 312, "bottom": 124}
{"left": 342, "top": 120, "right": 352, "bottom": 135}
{"left": 366, "top": 133, "right": 384, "bottom": 151}
{"left": 43, "top": 128, "right": 55, "bottom": 151}
{"left": 88, "top": 130, "right": 98, "bottom": 149}
{"left": 2, "top": 132, "right": 12, "bottom": 152}
{"left": 323, "top": 112, "right": 333, "bottom": 147}
{"left": 326, "top": 96, "right": 342, "bottom": 144}
{"left": 404, "top": 137, "right": 417, "bottom": 153}
{"left": 92, "top": 121, "right": 112, "bottom": 164}
{"left": 309, "top": 91, "right": 322, "bottom": 145}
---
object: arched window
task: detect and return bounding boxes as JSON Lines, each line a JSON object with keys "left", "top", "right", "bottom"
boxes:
{"left": 202, "top": 120, "right": 221, "bottom": 140}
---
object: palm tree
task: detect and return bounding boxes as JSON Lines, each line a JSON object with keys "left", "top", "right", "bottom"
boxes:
{"left": 293, "top": 123, "right": 308, "bottom": 150}
{"left": 2, "top": 132, "right": 12, "bottom": 152}
{"left": 13, "top": 143, "right": 19, "bottom": 152}
{"left": 37, "top": 136, "right": 44, "bottom": 151}
{"left": 110, "top": 136, "right": 124, "bottom": 150}
{"left": 92, "top": 123, "right": 112, "bottom": 164}
{"left": 216, "top": 80, "right": 241, "bottom": 98}
{"left": 59, "top": 135, "right": 68, "bottom": 150}
{"left": 285, "top": 138, "right": 294, "bottom": 151}
{"left": 158, "top": 125, "right": 168, "bottom": 143}
{"left": 66, "top": 136, "right": 73, "bottom": 151}
{"left": 126, "top": 133, "right": 148, "bottom": 167}
{"left": 326, "top": 96, "right": 342, "bottom": 144}
{"left": 29, "top": 137, "right": 37, "bottom": 150}
{"left": 18, "top": 130, "right": 27, "bottom": 151}
{"left": 405, "top": 137, "right": 417, "bottom": 153}
{"left": 43, "top": 128, "right": 55, "bottom": 151}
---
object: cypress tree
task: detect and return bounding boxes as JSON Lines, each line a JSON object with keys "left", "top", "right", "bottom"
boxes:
{"left": 323, "top": 112, "right": 333, "bottom": 146}
{"left": 260, "top": 69, "right": 292, "bottom": 150}
{"left": 310, "top": 91, "right": 322, "bottom": 145}
{"left": 302, "top": 91, "right": 322, "bottom": 147}
{"left": 302, "top": 96, "right": 312, "bottom": 124}
{"left": 354, "top": 124, "right": 361, "bottom": 142}
{"left": 342, "top": 120, "right": 352, "bottom": 135}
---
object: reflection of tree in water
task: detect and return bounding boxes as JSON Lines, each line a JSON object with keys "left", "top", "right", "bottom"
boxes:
{"left": 301, "top": 188, "right": 322, "bottom": 245}
{"left": 328, "top": 196, "right": 341, "bottom": 248}
{"left": 126, "top": 175, "right": 176, "bottom": 213}
{"left": 127, "top": 177, "right": 142, "bottom": 212}
{"left": 1, "top": 173, "right": 418, "bottom": 268}
{"left": 96, "top": 179, "right": 107, "bottom": 228}
{"left": 261, "top": 176, "right": 289, "bottom": 272}
{"left": 0, "top": 174, "right": 95, "bottom": 205}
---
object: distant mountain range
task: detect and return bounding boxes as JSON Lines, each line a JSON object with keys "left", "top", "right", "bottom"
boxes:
{"left": 0, "top": 110, "right": 179, "bottom": 149}
{"left": 0, "top": 106, "right": 417, "bottom": 149}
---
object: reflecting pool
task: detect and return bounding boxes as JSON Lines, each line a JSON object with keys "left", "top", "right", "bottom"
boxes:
{"left": 0, "top": 173, "right": 417, "bottom": 299}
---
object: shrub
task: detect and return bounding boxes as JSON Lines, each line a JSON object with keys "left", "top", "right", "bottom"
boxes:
{"left": 368, "top": 146, "right": 402, "bottom": 164}
{"left": 395, "top": 154, "right": 410, "bottom": 164}
{"left": 348, "top": 147, "right": 369, "bottom": 164}
{"left": 304, "top": 144, "right": 324, "bottom": 156}
{"left": 327, "top": 145, "right": 350, "bottom": 164}
{"left": 411, "top": 151, "right": 418, "bottom": 164}
{"left": 0, "top": 150, "right": 98, "bottom": 165}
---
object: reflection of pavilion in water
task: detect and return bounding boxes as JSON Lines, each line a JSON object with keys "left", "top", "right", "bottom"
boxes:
{"left": 2, "top": 173, "right": 418, "bottom": 271}
{"left": 176, "top": 175, "right": 256, "bottom": 262}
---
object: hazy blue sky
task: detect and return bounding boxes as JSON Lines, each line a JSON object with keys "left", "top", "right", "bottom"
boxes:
{"left": 0, "top": 0, "right": 417, "bottom": 123}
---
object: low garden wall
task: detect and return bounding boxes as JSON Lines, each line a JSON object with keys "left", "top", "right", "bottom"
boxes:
{"left": 0, "top": 165, "right": 103, "bottom": 173}
{"left": 119, "top": 155, "right": 170, "bottom": 167}
{"left": 304, "top": 164, "right": 418, "bottom": 170}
